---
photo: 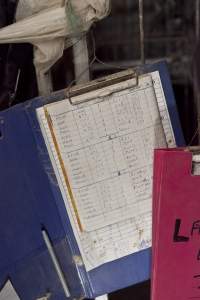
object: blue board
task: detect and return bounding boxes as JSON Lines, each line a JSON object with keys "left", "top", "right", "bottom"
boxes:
{"left": 0, "top": 61, "right": 185, "bottom": 299}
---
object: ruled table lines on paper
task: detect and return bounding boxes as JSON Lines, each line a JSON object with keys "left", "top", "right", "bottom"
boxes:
{"left": 37, "top": 71, "right": 176, "bottom": 271}
{"left": 46, "top": 76, "right": 166, "bottom": 232}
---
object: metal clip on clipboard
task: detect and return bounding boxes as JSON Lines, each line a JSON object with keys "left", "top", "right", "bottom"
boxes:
{"left": 65, "top": 69, "right": 139, "bottom": 106}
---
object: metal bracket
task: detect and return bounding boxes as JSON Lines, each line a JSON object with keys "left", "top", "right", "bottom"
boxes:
{"left": 65, "top": 69, "right": 139, "bottom": 106}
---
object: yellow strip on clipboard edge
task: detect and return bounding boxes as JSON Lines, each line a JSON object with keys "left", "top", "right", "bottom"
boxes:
{"left": 44, "top": 107, "right": 83, "bottom": 232}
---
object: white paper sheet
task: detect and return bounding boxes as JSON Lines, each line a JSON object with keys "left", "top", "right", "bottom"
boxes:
{"left": 0, "top": 281, "right": 20, "bottom": 300}
{"left": 37, "top": 71, "right": 176, "bottom": 271}
{"left": 95, "top": 295, "right": 108, "bottom": 300}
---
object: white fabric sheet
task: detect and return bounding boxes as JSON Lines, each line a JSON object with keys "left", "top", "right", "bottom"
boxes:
{"left": 0, "top": 0, "right": 110, "bottom": 95}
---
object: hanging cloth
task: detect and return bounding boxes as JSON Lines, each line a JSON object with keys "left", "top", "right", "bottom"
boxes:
{"left": 0, "top": 0, "right": 110, "bottom": 95}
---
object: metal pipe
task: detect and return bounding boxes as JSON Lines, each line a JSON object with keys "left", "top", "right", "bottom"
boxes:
{"left": 42, "top": 230, "right": 70, "bottom": 298}
{"left": 196, "top": 0, "right": 200, "bottom": 40}
{"left": 139, "top": 0, "right": 145, "bottom": 65}
{"left": 195, "top": 0, "right": 200, "bottom": 143}
{"left": 73, "top": 36, "right": 90, "bottom": 84}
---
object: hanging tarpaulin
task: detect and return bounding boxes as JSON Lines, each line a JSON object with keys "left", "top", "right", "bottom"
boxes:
{"left": 15, "top": 0, "right": 64, "bottom": 20}
{"left": 0, "top": 0, "right": 111, "bottom": 48}
{"left": 0, "top": 0, "right": 110, "bottom": 95}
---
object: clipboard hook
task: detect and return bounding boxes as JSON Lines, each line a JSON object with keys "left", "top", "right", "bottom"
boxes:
{"left": 65, "top": 69, "right": 139, "bottom": 106}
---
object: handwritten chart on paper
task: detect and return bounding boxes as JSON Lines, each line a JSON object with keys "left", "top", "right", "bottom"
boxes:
{"left": 37, "top": 71, "right": 176, "bottom": 270}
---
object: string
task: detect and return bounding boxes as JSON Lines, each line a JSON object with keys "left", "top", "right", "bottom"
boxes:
{"left": 90, "top": 30, "right": 133, "bottom": 71}
{"left": 65, "top": 0, "right": 83, "bottom": 34}
{"left": 67, "top": 30, "right": 200, "bottom": 147}
{"left": 65, "top": 29, "right": 139, "bottom": 96}
{"left": 187, "top": 126, "right": 199, "bottom": 146}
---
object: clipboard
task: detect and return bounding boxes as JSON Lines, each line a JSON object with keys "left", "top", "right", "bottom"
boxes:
{"left": 151, "top": 147, "right": 200, "bottom": 300}
{"left": 0, "top": 61, "right": 185, "bottom": 300}
{"left": 43, "top": 68, "right": 139, "bottom": 234}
